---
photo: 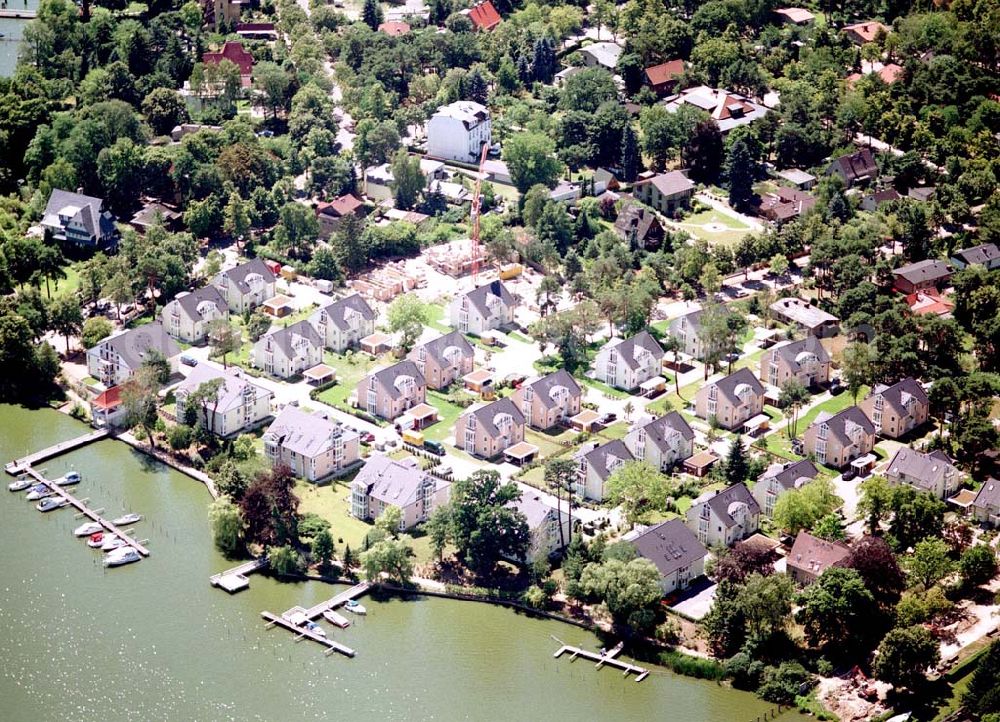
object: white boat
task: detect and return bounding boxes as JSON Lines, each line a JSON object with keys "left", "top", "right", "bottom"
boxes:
{"left": 111, "top": 513, "right": 142, "bottom": 526}
{"left": 36, "top": 497, "right": 68, "bottom": 512}
{"left": 323, "top": 610, "right": 351, "bottom": 628}
{"left": 25, "top": 484, "right": 52, "bottom": 501}
{"left": 87, "top": 532, "right": 106, "bottom": 548}
{"left": 101, "top": 535, "right": 126, "bottom": 552}
{"left": 8, "top": 477, "right": 32, "bottom": 492}
{"left": 104, "top": 546, "right": 141, "bottom": 567}
{"left": 344, "top": 600, "right": 366, "bottom": 615}
{"left": 54, "top": 471, "right": 82, "bottom": 486}
{"left": 304, "top": 621, "right": 326, "bottom": 637}
{"left": 74, "top": 521, "right": 103, "bottom": 537}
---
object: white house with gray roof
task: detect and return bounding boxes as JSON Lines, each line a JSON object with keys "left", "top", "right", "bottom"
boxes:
{"left": 264, "top": 406, "right": 360, "bottom": 482}
{"left": 760, "top": 336, "right": 830, "bottom": 389}
{"left": 593, "top": 331, "right": 663, "bottom": 391}
{"left": 356, "top": 360, "right": 426, "bottom": 422}
{"left": 174, "top": 363, "right": 273, "bottom": 437}
{"left": 455, "top": 396, "right": 525, "bottom": 459}
{"left": 628, "top": 519, "right": 708, "bottom": 594}
{"left": 972, "top": 478, "right": 1000, "bottom": 525}
{"left": 951, "top": 243, "right": 1000, "bottom": 271}
{"left": 160, "top": 285, "right": 229, "bottom": 343}
{"left": 41, "top": 189, "right": 118, "bottom": 247}
{"left": 668, "top": 309, "right": 727, "bottom": 360}
{"left": 87, "top": 323, "right": 181, "bottom": 388}
{"left": 574, "top": 439, "right": 635, "bottom": 502}
{"left": 351, "top": 454, "right": 450, "bottom": 530}
{"left": 624, "top": 412, "right": 695, "bottom": 472}
{"left": 450, "top": 280, "right": 515, "bottom": 335}
{"left": 309, "top": 294, "right": 376, "bottom": 352}
{"left": 513, "top": 370, "right": 582, "bottom": 430}
{"left": 408, "top": 331, "right": 475, "bottom": 391}
{"left": 885, "top": 448, "right": 960, "bottom": 500}
{"left": 511, "top": 492, "right": 572, "bottom": 562}
{"left": 579, "top": 41, "right": 623, "bottom": 70}
{"left": 427, "top": 100, "right": 492, "bottom": 164}
{"left": 752, "top": 459, "right": 819, "bottom": 516}
{"left": 694, "top": 368, "right": 765, "bottom": 430}
{"left": 802, "top": 406, "right": 876, "bottom": 469}
{"left": 252, "top": 320, "right": 323, "bottom": 379}
{"left": 859, "top": 378, "right": 929, "bottom": 439}
{"left": 212, "top": 258, "right": 277, "bottom": 313}
{"left": 686, "top": 481, "right": 761, "bottom": 548}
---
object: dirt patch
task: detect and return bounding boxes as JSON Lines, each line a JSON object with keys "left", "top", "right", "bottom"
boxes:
{"left": 816, "top": 675, "right": 891, "bottom": 722}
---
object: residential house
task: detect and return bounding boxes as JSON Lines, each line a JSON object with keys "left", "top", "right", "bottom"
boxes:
{"left": 514, "top": 370, "right": 582, "bottom": 431}
{"left": 752, "top": 460, "right": 819, "bottom": 517}
{"left": 575, "top": 439, "right": 635, "bottom": 502}
{"left": 450, "top": 280, "right": 516, "bottom": 335}
{"left": 350, "top": 455, "right": 450, "bottom": 529}
{"left": 787, "top": 531, "right": 851, "bottom": 585}
{"left": 357, "top": 360, "right": 426, "bottom": 422}
{"left": 760, "top": 337, "right": 831, "bottom": 389}
{"left": 769, "top": 297, "right": 840, "bottom": 337}
{"left": 409, "top": 331, "right": 475, "bottom": 391}
{"left": 427, "top": 101, "right": 492, "bottom": 164}
{"left": 87, "top": 323, "right": 180, "bottom": 388}
{"left": 758, "top": 187, "right": 816, "bottom": 224}
{"left": 774, "top": 7, "right": 815, "bottom": 24}
{"left": 365, "top": 158, "right": 445, "bottom": 203}
{"left": 614, "top": 200, "right": 665, "bottom": 249}
{"left": 40, "top": 189, "right": 117, "bottom": 248}
{"left": 170, "top": 123, "right": 222, "bottom": 142}
{"left": 90, "top": 386, "right": 127, "bottom": 429}
{"left": 212, "top": 258, "right": 277, "bottom": 313}
{"left": 160, "top": 286, "right": 229, "bottom": 343}
{"left": 624, "top": 412, "right": 695, "bottom": 472}
{"left": 775, "top": 168, "right": 817, "bottom": 190}
{"left": 908, "top": 186, "right": 936, "bottom": 202}
{"left": 377, "top": 20, "right": 410, "bottom": 36}
{"left": 201, "top": 0, "right": 242, "bottom": 28}
{"left": 264, "top": 406, "right": 360, "bottom": 482}
{"left": 632, "top": 171, "right": 695, "bottom": 216}
{"left": 860, "top": 187, "right": 901, "bottom": 211}
{"left": 662, "top": 86, "right": 769, "bottom": 133}
{"left": 905, "top": 290, "right": 954, "bottom": 318}
{"left": 629, "top": 519, "right": 708, "bottom": 594}
{"left": 644, "top": 59, "right": 685, "bottom": 96}
{"left": 951, "top": 243, "right": 1000, "bottom": 271}
{"left": 972, "top": 479, "right": 1000, "bottom": 525}
{"left": 579, "top": 41, "right": 623, "bottom": 70}
{"left": 235, "top": 21, "right": 278, "bottom": 39}
{"left": 175, "top": 363, "right": 273, "bottom": 437}
{"left": 686, "top": 482, "right": 761, "bottom": 548}
{"left": 885, "top": 448, "right": 961, "bottom": 500}
{"left": 843, "top": 20, "right": 889, "bottom": 45}
{"left": 252, "top": 321, "right": 324, "bottom": 379}
{"left": 846, "top": 63, "right": 904, "bottom": 88}
{"left": 593, "top": 331, "right": 663, "bottom": 391}
{"left": 466, "top": 0, "right": 501, "bottom": 31}
{"left": 694, "top": 368, "right": 765, "bottom": 431}
{"left": 309, "top": 294, "right": 376, "bottom": 352}
{"left": 860, "top": 377, "right": 930, "bottom": 438}
{"left": 455, "top": 396, "right": 525, "bottom": 458}
{"left": 315, "top": 194, "right": 365, "bottom": 238}
{"left": 668, "top": 309, "right": 726, "bottom": 360}
{"left": 826, "top": 148, "right": 878, "bottom": 188}
{"left": 513, "top": 493, "right": 573, "bottom": 562}
{"left": 202, "top": 41, "right": 254, "bottom": 88}
{"left": 802, "top": 406, "right": 876, "bottom": 469}
{"left": 129, "top": 202, "right": 182, "bottom": 233}
{"left": 891, "top": 259, "right": 953, "bottom": 294}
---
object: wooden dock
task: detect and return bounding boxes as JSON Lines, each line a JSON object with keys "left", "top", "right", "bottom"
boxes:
{"left": 260, "top": 612, "right": 356, "bottom": 657}
{"left": 0, "top": 8, "right": 37, "bottom": 18}
{"left": 552, "top": 640, "right": 649, "bottom": 682}
{"left": 5, "top": 429, "right": 109, "bottom": 475}
{"left": 210, "top": 558, "right": 267, "bottom": 593}
{"left": 19, "top": 467, "right": 150, "bottom": 557}
{"left": 304, "top": 582, "right": 371, "bottom": 618}
{"left": 259, "top": 583, "right": 370, "bottom": 656}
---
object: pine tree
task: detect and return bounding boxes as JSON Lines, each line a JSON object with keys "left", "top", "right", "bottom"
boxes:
{"left": 517, "top": 53, "right": 533, "bottom": 84}
{"left": 620, "top": 125, "right": 639, "bottom": 182}
{"left": 532, "top": 37, "right": 556, "bottom": 84}
{"left": 362, "top": 0, "right": 383, "bottom": 30}
{"left": 725, "top": 438, "right": 748, "bottom": 485}
{"left": 429, "top": 0, "right": 450, "bottom": 25}
{"left": 726, "top": 138, "right": 754, "bottom": 212}
{"left": 463, "top": 69, "right": 488, "bottom": 105}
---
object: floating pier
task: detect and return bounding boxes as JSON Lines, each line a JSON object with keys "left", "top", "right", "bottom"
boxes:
{"left": 0, "top": 8, "right": 38, "bottom": 18}
{"left": 5, "top": 429, "right": 109, "bottom": 475}
{"left": 552, "top": 639, "right": 649, "bottom": 682}
{"left": 261, "top": 612, "right": 356, "bottom": 657}
{"left": 210, "top": 558, "right": 268, "bottom": 593}
{"left": 260, "top": 582, "right": 371, "bottom": 656}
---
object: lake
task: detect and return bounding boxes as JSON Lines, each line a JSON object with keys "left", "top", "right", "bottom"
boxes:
{"left": 0, "top": 0, "right": 38, "bottom": 77}
{"left": 0, "top": 404, "right": 797, "bottom": 721}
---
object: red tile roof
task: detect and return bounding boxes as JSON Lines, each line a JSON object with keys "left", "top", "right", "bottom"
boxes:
{"left": 317, "top": 194, "right": 364, "bottom": 218}
{"left": 203, "top": 41, "right": 255, "bottom": 78}
{"left": 93, "top": 386, "right": 123, "bottom": 411}
{"left": 468, "top": 1, "right": 501, "bottom": 31}
{"left": 905, "top": 290, "right": 954, "bottom": 317}
{"left": 644, "top": 60, "right": 684, "bottom": 88}
{"left": 378, "top": 21, "right": 410, "bottom": 36}
{"left": 843, "top": 21, "right": 889, "bottom": 43}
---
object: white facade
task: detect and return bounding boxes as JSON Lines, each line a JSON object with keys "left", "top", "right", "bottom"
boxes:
{"left": 251, "top": 322, "right": 324, "bottom": 379}
{"left": 175, "top": 365, "right": 273, "bottom": 437}
{"left": 160, "top": 292, "right": 229, "bottom": 343}
{"left": 427, "top": 101, "right": 492, "bottom": 164}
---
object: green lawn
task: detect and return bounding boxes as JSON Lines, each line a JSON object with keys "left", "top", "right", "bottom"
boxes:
{"left": 425, "top": 304, "right": 451, "bottom": 334}
{"left": 524, "top": 428, "right": 571, "bottom": 460}
{"left": 313, "top": 350, "right": 385, "bottom": 411}
{"left": 672, "top": 208, "right": 753, "bottom": 246}
{"left": 577, "top": 375, "right": 632, "bottom": 400}
{"left": 421, "top": 390, "right": 467, "bottom": 442}
{"left": 796, "top": 387, "right": 869, "bottom": 431}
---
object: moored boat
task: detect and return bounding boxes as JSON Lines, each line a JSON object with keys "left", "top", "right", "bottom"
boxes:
{"left": 344, "top": 599, "right": 366, "bottom": 615}
{"left": 104, "top": 546, "right": 141, "bottom": 567}
{"left": 8, "top": 477, "right": 32, "bottom": 492}
{"left": 304, "top": 621, "right": 326, "bottom": 637}
{"left": 111, "top": 512, "right": 142, "bottom": 526}
{"left": 54, "top": 471, "right": 82, "bottom": 486}
{"left": 74, "top": 521, "right": 103, "bottom": 537}
{"left": 87, "top": 532, "right": 105, "bottom": 548}
{"left": 323, "top": 610, "right": 351, "bottom": 628}
{"left": 36, "top": 497, "right": 68, "bottom": 512}
{"left": 101, "top": 535, "right": 126, "bottom": 552}
{"left": 25, "top": 484, "right": 52, "bottom": 501}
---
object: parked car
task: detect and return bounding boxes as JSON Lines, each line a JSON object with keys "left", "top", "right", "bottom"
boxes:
{"left": 841, "top": 468, "right": 857, "bottom": 481}
{"left": 724, "top": 352, "right": 740, "bottom": 363}
{"left": 828, "top": 379, "right": 845, "bottom": 395}
{"left": 424, "top": 439, "right": 445, "bottom": 456}
{"left": 360, "top": 432, "right": 375, "bottom": 444}
{"left": 180, "top": 354, "right": 198, "bottom": 367}
{"left": 598, "top": 412, "right": 617, "bottom": 425}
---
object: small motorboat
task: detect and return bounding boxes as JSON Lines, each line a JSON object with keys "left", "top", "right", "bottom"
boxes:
{"left": 8, "top": 477, "right": 32, "bottom": 492}
{"left": 54, "top": 471, "right": 82, "bottom": 486}
{"left": 111, "top": 513, "right": 142, "bottom": 526}
{"left": 87, "top": 532, "right": 105, "bottom": 548}
{"left": 344, "top": 600, "right": 366, "bottom": 615}
{"left": 101, "top": 535, "right": 126, "bottom": 552}
{"left": 304, "top": 621, "right": 326, "bottom": 637}
{"left": 25, "top": 484, "right": 52, "bottom": 501}
{"left": 104, "top": 546, "right": 141, "bottom": 567}
{"left": 74, "top": 521, "right": 103, "bottom": 537}
{"left": 323, "top": 610, "right": 351, "bottom": 628}
{"left": 36, "top": 497, "right": 68, "bottom": 512}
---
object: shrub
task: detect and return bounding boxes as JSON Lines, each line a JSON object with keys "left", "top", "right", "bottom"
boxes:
{"left": 268, "top": 545, "right": 305, "bottom": 575}
{"left": 167, "top": 424, "right": 193, "bottom": 450}
{"left": 660, "top": 650, "right": 726, "bottom": 680}
{"left": 757, "top": 662, "right": 813, "bottom": 704}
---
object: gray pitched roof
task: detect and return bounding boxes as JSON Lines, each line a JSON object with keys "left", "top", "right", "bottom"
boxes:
{"left": 353, "top": 454, "right": 438, "bottom": 508}
{"left": 220, "top": 258, "right": 276, "bottom": 293}
{"left": 788, "top": 531, "right": 851, "bottom": 576}
{"left": 371, "top": 360, "right": 425, "bottom": 399}
{"left": 176, "top": 363, "right": 271, "bottom": 414}
{"left": 512, "top": 493, "right": 566, "bottom": 530}
{"left": 172, "top": 285, "right": 227, "bottom": 323}
{"left": 693, "top": 482, "right": 760, "bottom": 527}
{"left": 580, "top": 439, "right": 635, "bottom": 481}
{"left": 886, "top": 448, "right": 955, "bottom": 492}
{"left": 527, "top": 369, "right": 582, "bottom": 409}
{"left": 43, "top": 188, "right": 116, "bottom": 241}
{"left": 263, "top": 320, "right": 323, "bottom": 358}
{"left": 892, "top": 259, "right": 953, "bottom": 285}
{"left": 417, "top": 330, "right": 474, "bottom": 366}
{"left": 809, "top": 406, "right": 875, "bottom": 446}
{"left": 636, "top": 411, "right": 694, "bottom": 452}
{"left": 468, "top": 396, "right": 524, "bottom": 438}
{"left": 463, "top": 280, "right": 514, "bottom": 319}
{"left": 102, "top": 323, "right": 180, "bottom": 370}
{"left": 265, "top": 405, "right": 356, "bottom": 458}
{"left": 713, "top": 367, "right": 765, "bottom": 406}
{"left": 974, "top": 478, "right": 1000, "bottom": 513}
{"left": 758, "top": 459, "right": 819, "bottom": 492}
{"left": 869, "top": 377, "right": 928, "bottom": 415}
{"left": 772, "top": 336, "right": 830, "bottom": 371}
{"left": 605, "top": 330, "right": 664, "bottom": 371}
{"left": 317, "top": 294, "right": 376, "bottom": 331}
{"left": 953, "top": 243, "right": 1000, "bottom": 267}
{"left": 828, "top": 148, "right": 877, "bottom": 183}
{"left": 630, "top": 518, "right": 707, "bottom": 578}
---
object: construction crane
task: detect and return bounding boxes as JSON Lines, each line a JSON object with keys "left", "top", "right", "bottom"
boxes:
{"left": 470, "top": 141, "right": 491, "bottom": 285}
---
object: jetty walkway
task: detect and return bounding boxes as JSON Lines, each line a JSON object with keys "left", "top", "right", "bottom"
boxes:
{"left": 5, "top": 429, "right": 109, "bottom": 475}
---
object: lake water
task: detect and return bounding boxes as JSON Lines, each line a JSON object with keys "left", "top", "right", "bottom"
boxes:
{"left": 0, "top": 404, "right": 796, "bottom": 721}
{"left": 0, "top": 0, "right": 39, "bottom": 77}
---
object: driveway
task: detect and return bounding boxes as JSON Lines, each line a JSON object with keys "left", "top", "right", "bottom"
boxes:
{"left": 672, "top": 578, "right": 718, "bottom": 620}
